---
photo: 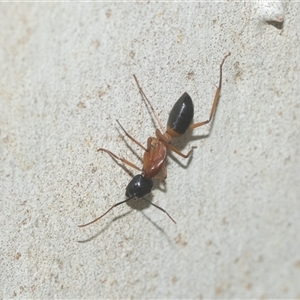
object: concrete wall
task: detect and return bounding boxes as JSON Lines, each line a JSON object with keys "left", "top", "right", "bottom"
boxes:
{"left": 1, "top": 2, "right": 300, "bottom": 298}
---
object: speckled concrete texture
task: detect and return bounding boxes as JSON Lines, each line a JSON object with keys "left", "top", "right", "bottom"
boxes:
{"left": 1, "top": 2, "right": 300, "bottom": 298}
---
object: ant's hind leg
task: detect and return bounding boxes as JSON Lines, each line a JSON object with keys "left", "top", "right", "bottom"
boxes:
{"left": 189, "top": 52, "right": 231, "bottom": 130}
{"left": 156, "top": 129, "right": 197, "bottom": 159}
{"left": 167, "top": 143, "right": 197, "bottom": 159}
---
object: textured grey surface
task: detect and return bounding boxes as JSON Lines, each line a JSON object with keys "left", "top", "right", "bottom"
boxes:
{"left": 1, "top": 2, "right": 300, "bottom": 299}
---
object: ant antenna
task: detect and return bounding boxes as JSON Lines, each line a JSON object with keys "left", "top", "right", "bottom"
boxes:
{"left": 78, "top": 196, "right": 134, "bottom": 227}
{"left": 142, "top": 198, "right": 176, "bottom": 224}
{"left": 78, "top": 196, "right": 176, "bottom": 227}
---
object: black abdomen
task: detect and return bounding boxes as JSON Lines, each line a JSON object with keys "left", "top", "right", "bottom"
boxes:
{"left": 167, "top": 92, "right": 194, "bottom": 135}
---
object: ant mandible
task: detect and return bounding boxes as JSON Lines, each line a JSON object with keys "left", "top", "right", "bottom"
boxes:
{"left": 78, "top": 52, "right": 231, "bottom": 227}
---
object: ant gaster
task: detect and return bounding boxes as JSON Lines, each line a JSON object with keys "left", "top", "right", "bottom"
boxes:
{"left": 79, "top": 52, "right": 231, "bottom": 227}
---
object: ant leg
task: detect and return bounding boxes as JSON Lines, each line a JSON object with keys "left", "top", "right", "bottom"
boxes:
{"left": 153, "top": 163, "right": 167, "bottom": 180}
{"left": 161, "top": 163, "right": 167, "bottom": 179}
{"left": 166, "top": 143, "right": 196, "bottom": 159}
{"left": 133, "top": 74, "right": 164, "bottom": 132}
{"left": 78, "top": 196, "right": 135, "bottom": 227}
{"left": 156, "top": 129, "right": 196, "bottom": 159}
{"left": 189, "top": 52, "right": 231, "bottom": 130}
{"left": 116, "top": 120, "right": 147, "bottom": 152}
{"left": 97, "top": 148, "right": 142, "bottom": 172}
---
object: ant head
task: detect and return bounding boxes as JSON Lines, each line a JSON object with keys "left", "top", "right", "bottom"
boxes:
{"left": 126, "top": 175, "right": 153, "bottom": 198}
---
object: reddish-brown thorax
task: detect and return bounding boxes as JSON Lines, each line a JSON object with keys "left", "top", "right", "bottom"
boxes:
{"left": 143, "top": 135, "right": 167, "bottom": 179}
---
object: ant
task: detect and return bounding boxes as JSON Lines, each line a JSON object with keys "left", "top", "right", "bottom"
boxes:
{"left": 78, "top": 52, "right": 231, "bottom": 227}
